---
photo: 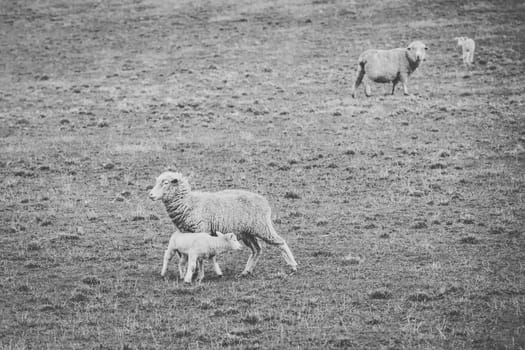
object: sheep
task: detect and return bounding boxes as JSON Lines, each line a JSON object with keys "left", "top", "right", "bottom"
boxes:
{"left": 149, "top": 171, "right": 298, "bottom": 276}
{"left": 161, "top": 231, "right": 242, "bottom": 283}
{"left": 351, "top": 40, "right": 427, "bottom": 97}
{"left": 455, "top": 37, "right": 475, "bottom": 65}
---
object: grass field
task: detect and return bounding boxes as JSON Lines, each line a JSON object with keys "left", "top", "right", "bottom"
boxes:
{"left": 1, "top": 0, "right": 524, "bottom": 349}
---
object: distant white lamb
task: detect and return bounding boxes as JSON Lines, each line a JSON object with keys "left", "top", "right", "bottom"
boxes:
{"left": 352, "top": 40, "right": 427, "bottom": 97}
{"left": 161, "top": 231, "right": 242, "bottom": 283}
{"left": 149, "top": 171, "right": 298, "bottom": 276}
{"left": 455, "top": 37, "right": 475, "bottom": 65}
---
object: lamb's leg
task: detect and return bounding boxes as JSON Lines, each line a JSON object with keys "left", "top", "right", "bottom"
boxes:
{"left": 462, "top": 50, "right": 468, "bottom": 65}
{"left": 241, "top": 236, "right": 262, "bottom": 276}
{"left": 161, "top": 236, "right": 180, "bottom": 277}
{"left": 210, "top": 256, "right": 223, "bottom": 277}
{"left": 352, "top": 63, "right": 366, "bottom": 98}
{"left": 196, "top": 258, "right": 205, "bottom": 283}
{"left": 161, "top": 247, "right": 175, "bottom": 277}
{"left": 184, "top": 254, "right": 197, "bottom": 284}
{"left": 178, "top": 253, "right": 188, "bottom": 280}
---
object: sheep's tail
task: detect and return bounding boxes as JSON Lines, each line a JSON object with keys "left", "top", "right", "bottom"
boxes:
{"left": 352, "top": 58, "right": 366, "bottom": 98}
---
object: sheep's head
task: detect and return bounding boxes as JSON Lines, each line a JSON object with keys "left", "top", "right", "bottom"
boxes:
{"left": 149, "top": 171, "right": 188, "bottom": 201}
{"left": 406, "top": 41, "right": 427, "bottom": 63}
{"left": 217, "top": 231, "right": 242, "bottom": 251}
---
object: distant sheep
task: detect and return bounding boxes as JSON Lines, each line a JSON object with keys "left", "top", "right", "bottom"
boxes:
{"left": 455, "top": 37, "right": 475, "bottom": 65}
{"left": 149, "top": 171, "right": 298, "bottom": 276}
{"left": 161, "top": 231, "right": 242, "bottom": 283}
{"left": 352, "top": 40, "right": 428, "bottom": 97}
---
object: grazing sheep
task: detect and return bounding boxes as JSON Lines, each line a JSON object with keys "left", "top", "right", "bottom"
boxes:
{"left": 161, "top": 231, "right": 242, "bottom": 283}
{"left": 149, "top": 171, "right": 298, "bottom": 276}
{"left": 352, "top": 40, "right": 428, "bottom": 97}
{"left": 455, "top": 37, "right": 475, "bottom": 65}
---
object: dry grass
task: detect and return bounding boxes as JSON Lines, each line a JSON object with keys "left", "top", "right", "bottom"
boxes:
{"left": 1, "top": 0, "right": 524, "bottom": 349}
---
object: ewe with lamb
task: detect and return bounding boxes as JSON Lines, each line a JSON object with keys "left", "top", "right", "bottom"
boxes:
{"left": 149, "top": 171, "right": 298, "bottom": 276}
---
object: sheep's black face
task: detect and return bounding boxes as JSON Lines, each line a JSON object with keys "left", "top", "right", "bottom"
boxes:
{"left": 149, "top": 171, "right": 184, "bottom": 201}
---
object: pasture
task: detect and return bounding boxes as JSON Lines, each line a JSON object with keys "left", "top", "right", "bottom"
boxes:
{"left": 1, "top": 0, "right": 524, "bottom": 349}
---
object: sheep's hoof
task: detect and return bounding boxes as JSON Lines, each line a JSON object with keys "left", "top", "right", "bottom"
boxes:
{"left": 237, "top": 271, "right": 252, "bottom": 278}
{"left": 183, "top": 280, "right": 192, "bottom": 285}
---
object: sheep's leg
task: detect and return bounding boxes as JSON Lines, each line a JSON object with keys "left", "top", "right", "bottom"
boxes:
{"left": 352, "top": 63, "right": 366, "bottom": 98}
{"left": 196, "top": 258, "right": 205, "bottom": 283}
{"left": 184, "top": 254, "right": 197, "bottom": 284}
{"left": 391, "top": 79, "right": 399, "bottom": 95}
{"left": 178, "top": 253, "right": 188, "bottom": 280}
{"left": 263, "top": 223, "right": 298, "bottom": 272}
{"left": 240, "top": 237, "right": 256, "bottom": 276}
{"left": 241, "top": 236, "right": 262, "bottom": 276}
{"left": 400, "top": 74, "right": 409, "bottom": 96}
{"left": 277, "top": 241, "right": 297, "bottom": 272}
{"left": 210, "top": 256, "right": 223, "bottom": 277}
{"left": 364, "top": 79, "right": 372, "bottom": 97}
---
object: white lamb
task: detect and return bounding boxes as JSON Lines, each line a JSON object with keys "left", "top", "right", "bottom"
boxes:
{"left": 455, "top": 37, "right": 475, "bottom": 65}
{"left": 352, "top": 40, "right": 427, "bottom": 97}
{"left": 161, "top": 231, "right": 242, "bottom": 283}
{"left": 149, "top": 171, "right": 298, "bottom": 276}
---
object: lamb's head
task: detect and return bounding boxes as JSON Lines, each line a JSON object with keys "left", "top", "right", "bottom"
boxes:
{"left": 406, "top": 41, "right": 427, "bottom": 64}
{"left": 216, "top": 231, "right": 242, "bottom": 251}
{"left": 149, "top": 171, "right": 190, "bottom": 201}
{"left": 455, "top": 37, "right": 465, "bottom": 46}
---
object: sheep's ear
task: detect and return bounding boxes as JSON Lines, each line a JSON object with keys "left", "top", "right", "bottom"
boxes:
{"left": 407, "top": 46, "right": 411, "bottom": 51}
{"left": 225, "top": 233, "right": 236, "bottom": 240}
{"left": 215, "top": 231, "right": 223, "bottom": 236}
{"left": 171, "top": 178, "right": 179, "bottom": 184}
